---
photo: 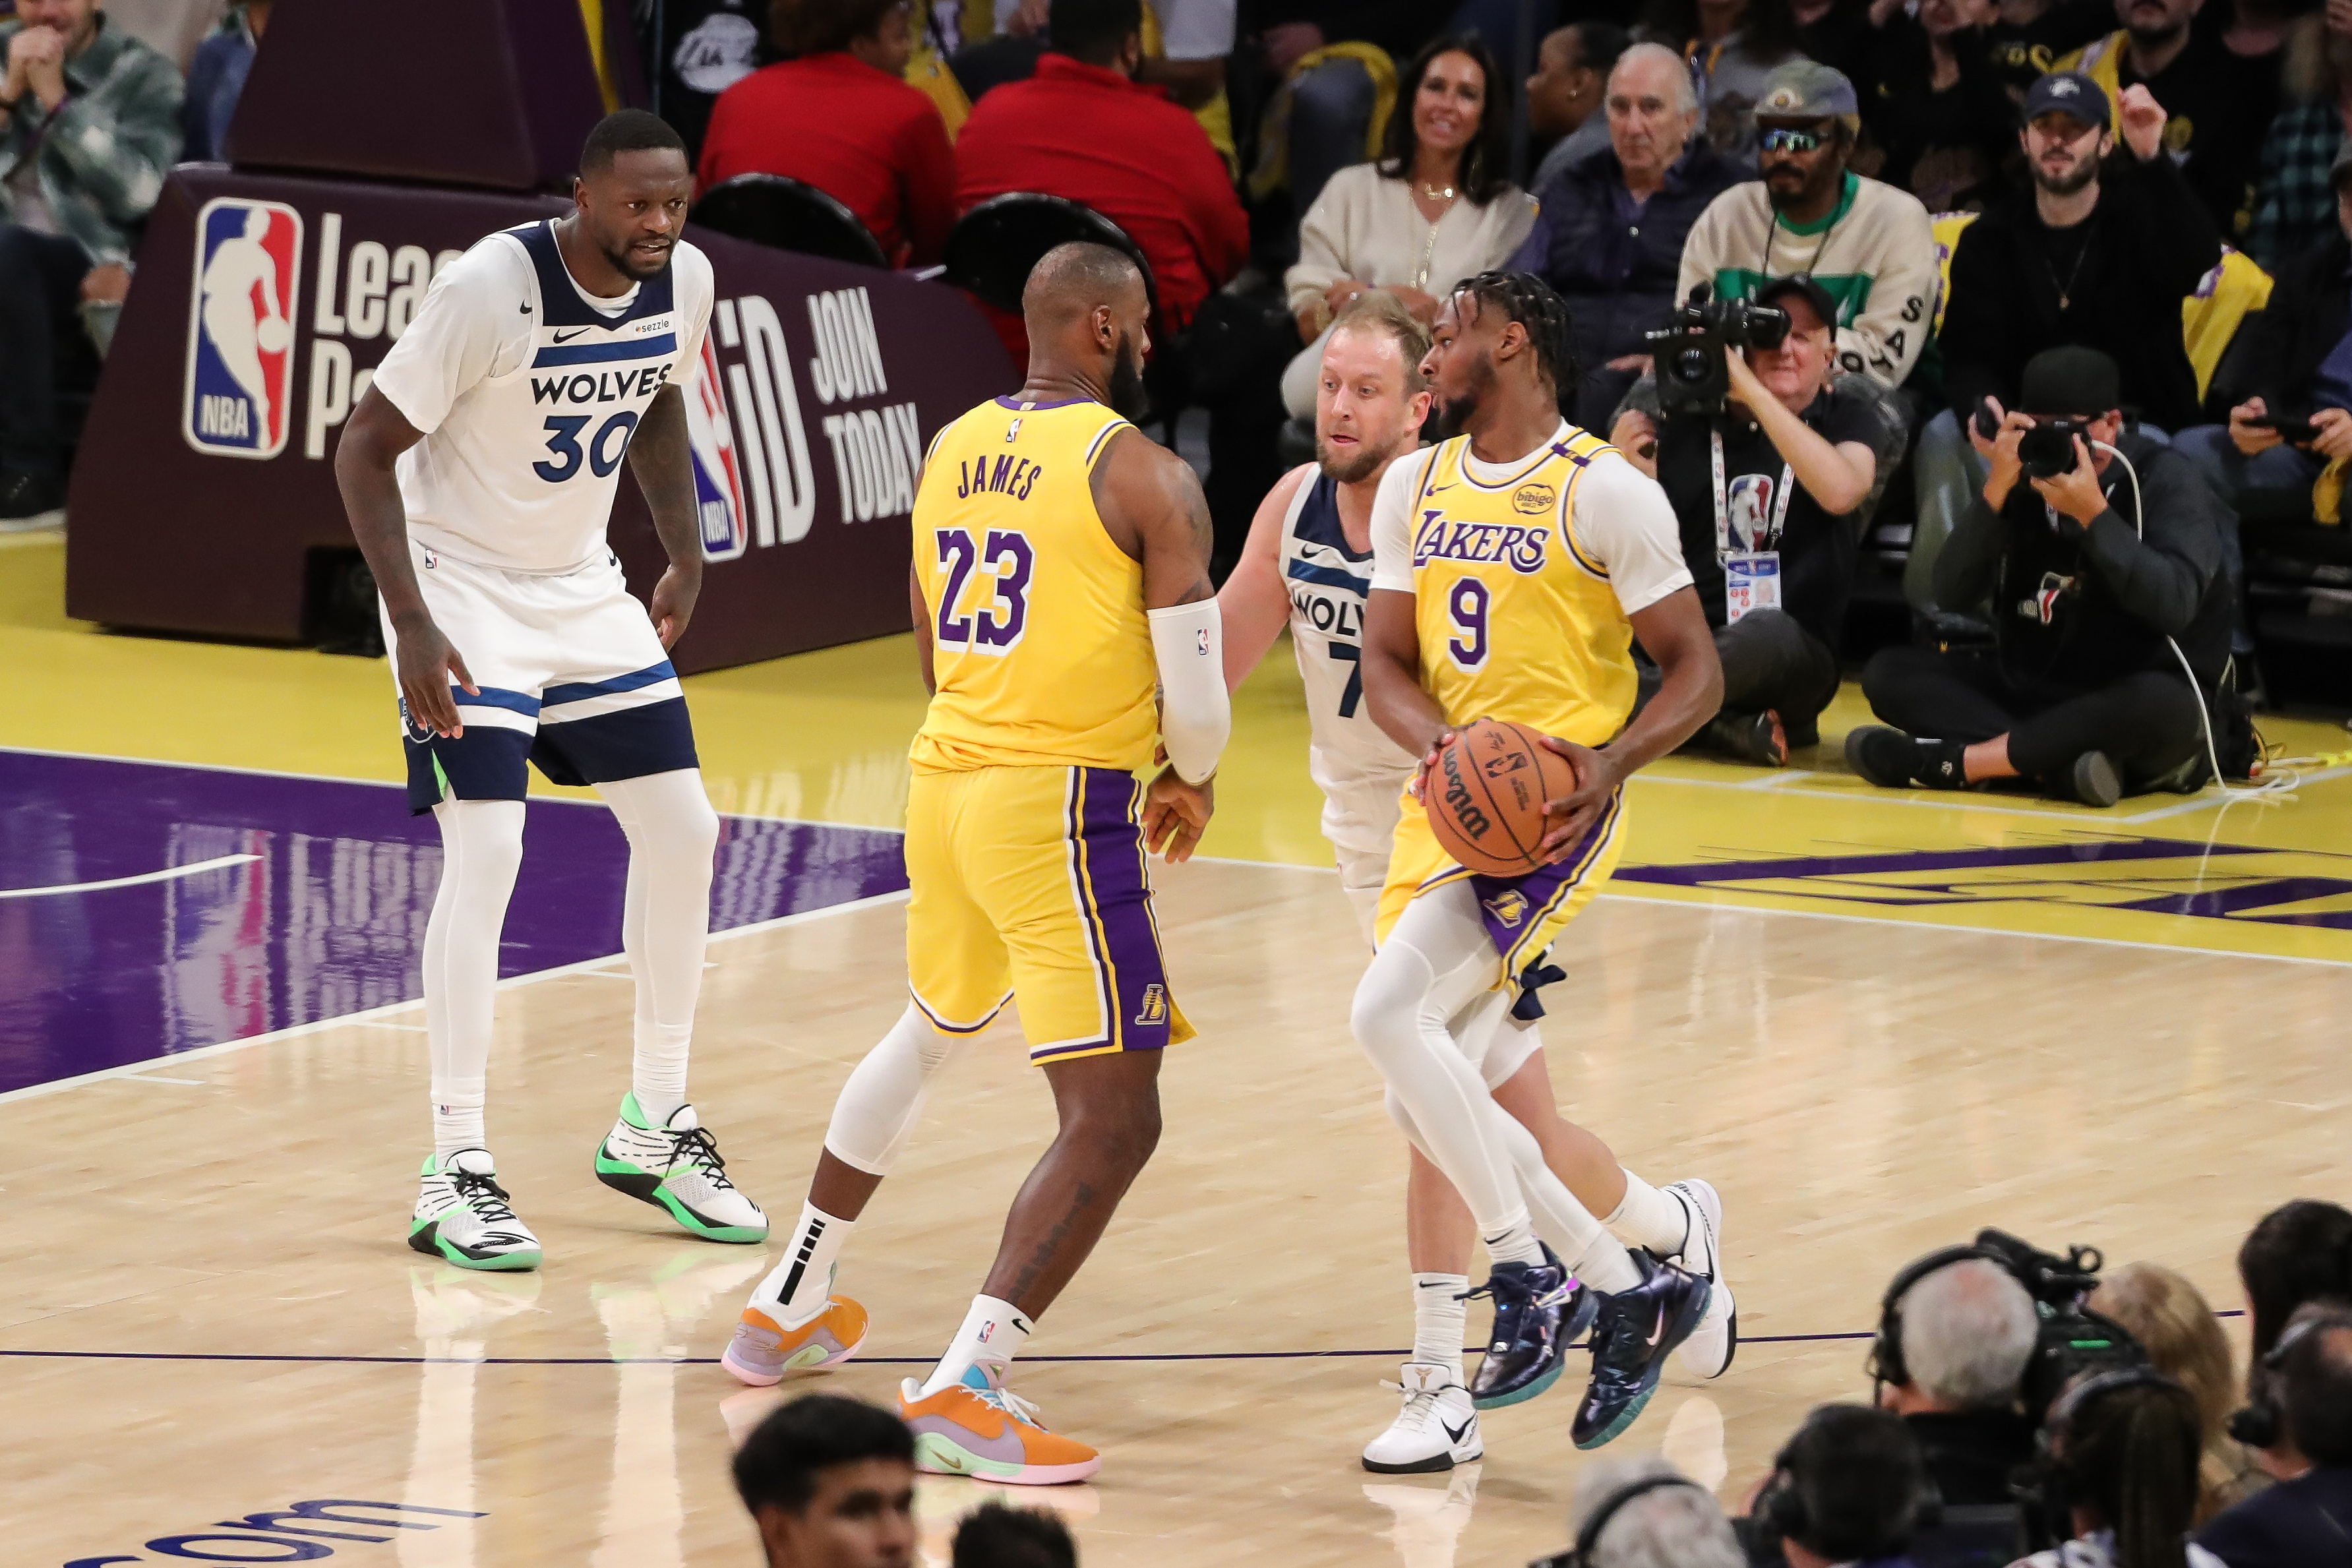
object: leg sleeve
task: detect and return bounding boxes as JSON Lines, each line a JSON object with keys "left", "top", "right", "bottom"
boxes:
{"left": 423, "top": 799, "right": 526, "bottom": 1137}
{"left": 595, "top": 768, "right": 719, "bottom": 1112}
{"left": 824, "top": 1002, "right": 966, "bottom": 1175}
{"left": 1860, "top": 644, "right": 2018, "bottom": 744}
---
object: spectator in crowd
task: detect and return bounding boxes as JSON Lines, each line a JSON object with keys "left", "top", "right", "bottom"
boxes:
{"left": 181, "top": 0, "right": 263, "bottom": 163}
{"left": 1871, "top": 1253, "right": 2040, "bottom": 1506}
{"left": 699, "top": 0, "right": 956, "bottom": 268}
{"left": 1613, "top": 275, "right": 1886, "bottom": 765}
{"left": 2198, "top": 1305, "right": 2352, "bottom": 1568}
{"left": 734, "top": 1393, "right": 916, "bottom": 1568}
{"left": 1982, "top": 0, "right": 2117, "bottom": 98}
{"left": 1638, "top": 0, "right": 1803, "bottom": 160}
{"left": 955, "top": 0, "right": 1248, "bottom": 339}
{"left": 1281, "top": 36, "right": 1536, "bottom": 419}
{"left": 2058, "top": 0, "right": 2274, "bottom": 241}
{"left": 2014, "top": 1371, "right": 2227, "bottom": 1568}
{"left": 2179, "top": 142, "right": 2352, "bottom": 526}
{"left": 1859, "top": 0, "right": 2018, "bottom": 212}
{"left": 0, "top": 0, "right": 182, "bottom": 522}
{"left": 950, "top": 1501, "right": 1076, "bottom": 1568}
{"left": 1678, "top": 61, "right": 1942, "bottom": 392}
{"left": 1794, "top": 0, "right": 1881, "bottom": 88}
{"left": 1562, "top": 1455, "right": 1745, "bottom": 1568}
{"left": 1740, "top": 1404, "right": 1930, "bottom": 1568}
{"left": 1247, "top": 3, "right": 1446, "bottom": 220}
{"left": 979, "top": 0, "right": 1240, "bottom": 168}
{"left": 2246, "top": 1, "right": 2352, "bottom": 273}
{"left": 1527, "top": 22, "right": 1631, "bottom": 192}
{"left": 2090, "top": 1261, "right": 2270, "bottom": 1524}
{"left": 1854, "top": 346, "right": 2231, "bottom": 806}
{"left": 1511, "top": 42, "right": 1744, "bottom": 429}
{"left": 2235, "top": 1197, "right": 2352, "bottom": 1459}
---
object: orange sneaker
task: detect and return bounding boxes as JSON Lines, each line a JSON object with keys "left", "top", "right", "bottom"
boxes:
{"left": 897, "top": 1373, "right": 1101, "bottom": 1484}
{"left": 720, "top": 1296, "right": 869, "bottom": 1387}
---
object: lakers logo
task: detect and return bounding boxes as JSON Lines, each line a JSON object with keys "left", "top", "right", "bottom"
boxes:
{"left": 1484, "top": 891, "right": 1529, "bottom": 929}
{"left": 1134, "top": 984, "right": 1169, "bottom": 1026}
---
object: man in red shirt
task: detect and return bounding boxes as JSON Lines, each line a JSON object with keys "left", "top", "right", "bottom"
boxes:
{"left": 953, "top": 0, "right": 1250, "bottom": 338}
{"left": 698, "top": 0, "right": 956, "bottom": 268}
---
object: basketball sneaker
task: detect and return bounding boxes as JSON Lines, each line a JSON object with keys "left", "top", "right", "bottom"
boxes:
{"left": 593, "top": 1095, "right": 769, "bottom": 1243}
{"left": 1571, "top": 1250, "right": 1710, "bottom": 1449}
{"left": 1464, "top": 1243, "right": 1597, "bottom": 1409}
{"left": 1663, "top": 1178, "right": 1736, "bottom": 1379}
{"left": 409, "top": 1149, "right": 542, "bottom": 1271}
{"left": 1361, "top": 1362, "right": 1483, "bottom": 1474}
{"left": 897, "top": 1370, "right": 1102, "bottom": 1485}
{"left": 721, "top": 1285, "right": 870, "bottom": 1387}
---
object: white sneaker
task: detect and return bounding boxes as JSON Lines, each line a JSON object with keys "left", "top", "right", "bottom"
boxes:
{"left": 1362, "top": 1362, "right": 1484, "bottom": 1474}
{"left": 1664, "top": 1178, "right": 1735, "bottom": 1378}
{"left": 594, "top": 1095, "right": 769, "bottom": 1243}
{"left": 409, "top": 1149, "right": 543, "bottom": 1271}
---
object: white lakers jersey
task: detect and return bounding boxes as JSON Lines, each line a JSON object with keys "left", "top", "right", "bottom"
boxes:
{"left": 1280, "top": 466, "right": 1418, "bottom": 796}
{"left": 369, "top": 220, "right": 715, "bottom": 574}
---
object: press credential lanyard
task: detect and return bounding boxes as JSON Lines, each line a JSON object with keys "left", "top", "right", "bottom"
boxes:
{"left": 1711, "top": 427, "right": 1794, "bottom": 554}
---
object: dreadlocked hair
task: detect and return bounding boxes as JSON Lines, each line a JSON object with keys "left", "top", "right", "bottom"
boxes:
{"left": 1452, "top": 270, "right": 1582, "bottom": 417}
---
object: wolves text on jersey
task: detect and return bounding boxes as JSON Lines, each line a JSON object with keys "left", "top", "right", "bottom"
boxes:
{"left": 531, "top": 365, "right": 676, "bottom": 406}
{"left": 1289, "top": 584, "right": 1364, "bottom": 642}
{"left": 1412, "top": 510, "right": 1551, "bottom": 574}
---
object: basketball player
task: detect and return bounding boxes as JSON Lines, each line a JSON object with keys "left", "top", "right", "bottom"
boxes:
{"left": 721, "top": 242, "right": 1228, "bottom": 1486}
{"left": 1354, "top": 271, "right": 1735, "bottom": 1451}
{"left": 1220, "top": 292, "right": 1734, "bottom": 1472}
{"left": 336, "top": 111, "right": 766, "bottom": 1270}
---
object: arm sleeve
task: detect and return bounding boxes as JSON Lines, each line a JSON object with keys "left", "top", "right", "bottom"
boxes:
{"left": 369, "top": 243, "right": 526, "bottom": 436}
{"left": 1573, "top": 459, "right": 1696, "bottom": 616}
{"left": 1932, "top": 493, "right": 2006, "bottom": 609}
{"left": 2069, "top": 450, "right": 2221, "bottom": 634}
{"left": 1369, "top": 450, "right": 1435, "bottom": 592}
{"left": 1833, "top": 190, "right": 1938, "bottom": 387}
{"left": 1149, "top": 599, "right": 1231, "bottom": 782}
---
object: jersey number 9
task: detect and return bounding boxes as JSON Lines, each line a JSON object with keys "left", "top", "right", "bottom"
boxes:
{"left": 1445, "top": 577, "right": 1490, "bottom": 671}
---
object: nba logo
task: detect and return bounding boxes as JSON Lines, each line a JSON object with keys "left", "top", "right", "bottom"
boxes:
{"left": 181, "top": 197, "right": 302, "bottom": 460}
{"left": 685, "top": 337, "right": 748, "bottom": 562}
{"left": 1725, "top": 471, "right": 1775, "bottom": 551}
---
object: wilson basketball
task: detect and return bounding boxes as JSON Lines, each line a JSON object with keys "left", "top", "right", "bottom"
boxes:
{"left": 1425, "top": 719, "right": 1578, "bottom": 878}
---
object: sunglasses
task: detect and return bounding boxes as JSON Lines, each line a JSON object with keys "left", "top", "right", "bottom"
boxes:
{"left": 1760, "top": 126, "right": 1826, "bottom": 154}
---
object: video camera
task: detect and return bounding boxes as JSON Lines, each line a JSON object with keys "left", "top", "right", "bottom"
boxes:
{"left": 1970, "top": 1228, "right": 2146, "bottom": 1424}
{"left": 1645, "top": 285, "right": 1790, "bottom": 420}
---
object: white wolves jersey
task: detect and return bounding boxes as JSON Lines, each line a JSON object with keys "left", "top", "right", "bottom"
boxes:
{"left": 370, "top": 220, "right": 715, "bottom": 574}
{"left": 1280, "top": 466, "right": 1418, "bottom": 796}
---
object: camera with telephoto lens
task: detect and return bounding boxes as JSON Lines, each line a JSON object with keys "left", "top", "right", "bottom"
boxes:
{"left": 1644, "top": 285, "right": 1790, "bottom": 419}
{"left": 1970, "top": 1227, "right": 2146, "bottom": 1425}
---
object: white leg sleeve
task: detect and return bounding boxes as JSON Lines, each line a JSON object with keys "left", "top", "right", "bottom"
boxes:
{"left": 822, "top": 1004, "right": 964, "bottom": 1175}
{"left": 424, "top": 799, "right": 526, "bottom": 1155}
{"left": 595, "top": 769, "right": 719, "bottom": 1121}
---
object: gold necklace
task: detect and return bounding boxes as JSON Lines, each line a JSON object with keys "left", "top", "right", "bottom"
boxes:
{"left": 1420, "top": 182, "right": 1457, "bottom": 200}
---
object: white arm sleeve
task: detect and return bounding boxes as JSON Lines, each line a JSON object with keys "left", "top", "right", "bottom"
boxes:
{"left": 1149, "top": 598, "right": 1230, "bottom": 784}
{"left": 1571, "top": 456, "right": 1695, "bottom": 617}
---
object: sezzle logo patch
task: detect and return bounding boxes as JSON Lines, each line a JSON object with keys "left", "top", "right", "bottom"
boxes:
{"left": 183, "top": 197, "right": 303, "bottom": 459}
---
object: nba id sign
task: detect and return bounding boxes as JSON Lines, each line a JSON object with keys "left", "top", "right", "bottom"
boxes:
{"left": 182, "top": 197, "right": 304, "bottom": 460}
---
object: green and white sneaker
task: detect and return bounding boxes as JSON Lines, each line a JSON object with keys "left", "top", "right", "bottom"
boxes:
{"left": 593, "top": 1095, "right": 769, "bottom": 1243}
{"left": 409, "top": 1149, "right": 543, "bottom": 1271}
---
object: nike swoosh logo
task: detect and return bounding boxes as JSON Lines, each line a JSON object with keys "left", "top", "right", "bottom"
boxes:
{"left": 1443, "top": 1417, "right": 1474, "bottom": 1443}
{"left": 520, "top": 301, "right": 533, "bottom": 313}
{"left": 1644, "top": 1315, "right": 1668, "bottom": 1350}
{"left": 552, "top": 328, "right": 591, "bottom": 344}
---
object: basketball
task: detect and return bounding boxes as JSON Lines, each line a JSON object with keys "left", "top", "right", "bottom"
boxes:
{"left": 1425, "top": 718, "right": 1579, "bottom": 878}
{"left": 256, "top": 315, "right": 291, "bottom": 354}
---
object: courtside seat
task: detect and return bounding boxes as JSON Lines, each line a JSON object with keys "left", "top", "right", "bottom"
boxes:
{"left": 942, "top": 193, "right": 1159, "bottom": 326}
{"left": 691, "top": 173, "right": 888, "bottom": 270}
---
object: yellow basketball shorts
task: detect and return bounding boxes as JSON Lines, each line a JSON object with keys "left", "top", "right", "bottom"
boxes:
{"left": 1374, "top": 784, "right": 1628, "bottom": 978}
{"left": 904, "top": 764, "right": 1194, "bottom": 1063}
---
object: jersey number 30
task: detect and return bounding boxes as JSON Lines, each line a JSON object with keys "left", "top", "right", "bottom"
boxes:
{"left": 534, "top": 412, "right": 640, "bottom": 483}
{"left": 934, "top": 528, "right": 1034, "bottom": 654}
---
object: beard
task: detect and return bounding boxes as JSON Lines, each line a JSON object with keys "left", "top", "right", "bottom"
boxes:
{"left": 1316, "top": 433, "right": 1387, "bottom": 483}
{"left": 1106, "top": 330, "right": 1149, "bottom": 421}
{"left": 600, "top": 233, "right": 673, "bottom": 282}
{"left": 2032, "top": 153, "right": 2099, "bottom": 196}
{"left": 1430, "top": 352, "right": 1495, "bottom": 440}
{"left": 1763, "top": 161, "right": 1828, "bottom": 211}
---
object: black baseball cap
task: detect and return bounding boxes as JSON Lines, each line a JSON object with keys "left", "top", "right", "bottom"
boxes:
{"left": 1754, "top": 273, "right": 1839, "bottom": 331}
{"left": 2020, "top": 345, "right": 2120, "bottom": 416}
{"left": 2022, "top": 71, "right": 2107, "bottom": 133}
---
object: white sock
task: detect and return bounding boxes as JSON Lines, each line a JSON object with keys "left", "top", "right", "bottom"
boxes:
{"left": 1603, "top": 1172, "right": 1689, "bottom": 1258}
{"left": 1480, "top": 1213, "right": 1546, "bottom": 1269}
{"left": 920, "top": 1294, "right": 1034, "bottom": 1397}
{"left": 423, "top": 799, "right": 524, "bottom": 1163}
{"left": 598, "top": 769, "right": 718, "bottom": 1128}
{"left": 750, "top": 1201, "right": 855, "bottom": 1325}
{"left": 1412, "top": 1273, "right": 1470, "bottom": 1377}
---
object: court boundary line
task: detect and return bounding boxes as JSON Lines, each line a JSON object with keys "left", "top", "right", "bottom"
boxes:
{"left": 0, "top": 888, "right": 911, "bottom": 1107}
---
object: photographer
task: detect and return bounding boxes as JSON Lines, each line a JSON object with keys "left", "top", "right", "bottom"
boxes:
{"left": 1875, "top": 1254, "right": 2041, "bottom": 1507}
{"left": 2015, "top": 1372, "right": 2227, "bottom": 1568}
{"left": 2197, "top": 1306, "right": 2352, "bottom": 1568}
{"left": 1563, "top": 1455, "right": 1745, "bottom": 1568}
{"left": 1850, "top": 346, "right": 2231, "bottom": 808}
{"left": 2230, "top": 1199, "right": 2352, "bottom": 1485}
{"left": 1739, "top": 1404, "right": 1929, "bottom": 1568}
{"left": 1613, "top": 274, "right": 1885, "bottom": 766}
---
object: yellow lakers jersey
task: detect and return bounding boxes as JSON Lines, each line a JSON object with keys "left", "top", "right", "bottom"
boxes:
{"left": 908, "top": 397, "right": 1159, "bottom": 773}
{"left": 1405, "top": 427, "right": 1639, "bottom": 748}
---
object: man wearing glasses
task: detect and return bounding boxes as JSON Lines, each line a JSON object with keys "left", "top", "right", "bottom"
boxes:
{"left": 1674, "top": 61, "right": 1940, "bottom": 395}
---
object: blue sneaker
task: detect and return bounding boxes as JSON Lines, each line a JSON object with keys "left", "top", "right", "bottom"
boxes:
{"left": 1571, "top": 1250, "right": 1711, "bottom": 1448}
{"left": 1464, "top": 1244, "right": 1598, "bottom": 1410}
